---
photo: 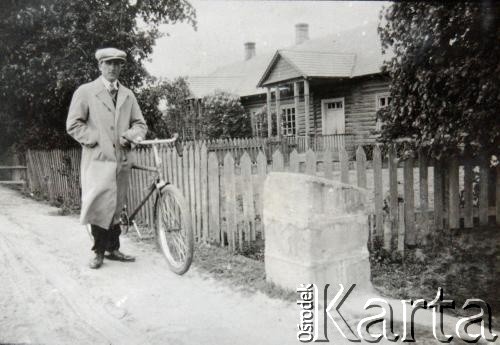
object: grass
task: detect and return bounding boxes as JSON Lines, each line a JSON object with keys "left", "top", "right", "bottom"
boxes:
{"left": 193, "top": 241, "right": 296, "bottom": 301}
{"left": 370, "top": 225, "right": 499, "bottom": 320}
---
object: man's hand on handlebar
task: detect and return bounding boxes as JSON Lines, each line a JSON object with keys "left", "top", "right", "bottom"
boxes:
{"left": 123, "top": 136, "right": 143, "bottom": 148}
{"left": 119, "top": 136, "right": 131, "bottom": 148}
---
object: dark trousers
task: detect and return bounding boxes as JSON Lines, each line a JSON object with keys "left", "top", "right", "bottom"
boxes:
{"left": 91, "top": 224, "right": 121, "bottom": 254}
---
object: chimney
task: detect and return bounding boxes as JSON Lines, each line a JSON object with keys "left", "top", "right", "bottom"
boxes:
{"left": 244, "top": 42, "right": 256, "bottom": 61}
{"left": 295, "top": 23, "right": 309, "bottom": 45}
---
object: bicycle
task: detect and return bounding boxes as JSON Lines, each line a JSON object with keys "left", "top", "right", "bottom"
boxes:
{"left": 119, "top": 134, "right": 194, "bottom": 275}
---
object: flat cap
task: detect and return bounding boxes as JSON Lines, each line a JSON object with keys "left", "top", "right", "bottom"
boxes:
{"left": 95, "top": 48, "right": 126, "bottom": 62}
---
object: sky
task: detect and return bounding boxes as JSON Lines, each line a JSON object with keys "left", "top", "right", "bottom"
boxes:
{"left": 145, "top": 0, "right": 390, "bottom": 79}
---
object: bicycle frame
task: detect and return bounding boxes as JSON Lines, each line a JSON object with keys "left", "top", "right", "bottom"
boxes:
{"left": 127, "top": 180, "right": 157, "bottom": 223}
{"left": 120, "top": 136, "right": 178, "bottom": 237}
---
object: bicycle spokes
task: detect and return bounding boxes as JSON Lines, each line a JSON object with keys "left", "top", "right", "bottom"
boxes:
{"left": 155, "top": 184, "right": 194, "bottom": 275}
{"left": 160, "top": 193, "right": 187, "bottom": 263}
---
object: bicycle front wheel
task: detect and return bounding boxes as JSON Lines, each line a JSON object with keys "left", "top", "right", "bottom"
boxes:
{"left": 154, "top": 184, "right": 194, "bottom": 275}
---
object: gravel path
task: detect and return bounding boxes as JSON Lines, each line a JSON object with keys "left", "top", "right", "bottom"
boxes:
{"left": 0, "top": 186, "right": 298, "bottom": 345}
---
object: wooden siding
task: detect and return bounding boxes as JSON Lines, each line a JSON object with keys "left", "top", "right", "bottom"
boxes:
{"left": 295, "top": 98, "right": 306, "bottom": 136}
{"left": 264, "top": 56, "right": 301, "bottom": 86}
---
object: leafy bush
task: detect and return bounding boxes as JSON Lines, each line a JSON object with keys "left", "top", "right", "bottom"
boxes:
{"left": 200, "top": 91, "right": 252, "bottom": 139}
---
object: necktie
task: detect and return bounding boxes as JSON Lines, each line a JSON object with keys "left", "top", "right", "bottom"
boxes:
{"left": 109, "top": 85, "right": 118, "bottom": 106}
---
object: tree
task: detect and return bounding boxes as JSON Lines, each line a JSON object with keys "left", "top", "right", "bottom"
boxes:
{"left": 162, "top": 76, "right": 195, "bottom": 139}
{"left": 0, "top": 0, "right": 196, "bottom": 150}
{"left": 377, "top": 2, "right": 500, "bottom": 157}
{"left": 199, "top": 91, "right": 252, "bottom": 139}
{"left": 135, "top": 78, "right": 171, "bottom": 140}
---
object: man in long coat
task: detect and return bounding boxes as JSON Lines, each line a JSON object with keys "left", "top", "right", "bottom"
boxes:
{"left": 67, "top": 48, "right": 148, "bottom": 269}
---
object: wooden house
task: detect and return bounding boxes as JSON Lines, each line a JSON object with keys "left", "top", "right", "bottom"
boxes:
{"left": 257, "top": 23, "right": 392, "bottom": 148}
{"left": 186, "top": 22, "right": 391, "bottom": 148}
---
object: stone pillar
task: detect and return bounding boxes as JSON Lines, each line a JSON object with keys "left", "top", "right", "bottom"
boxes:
{"left": 263, "top": 172, "right": 371, "bottom": 291}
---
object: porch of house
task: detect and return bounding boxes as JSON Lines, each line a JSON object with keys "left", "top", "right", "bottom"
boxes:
{"left": 255, "top": 76, "right": 385, "bottom": 154}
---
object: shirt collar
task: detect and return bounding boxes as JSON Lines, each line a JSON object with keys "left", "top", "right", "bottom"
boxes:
{"left": 101, "top": 76, "right": 119, "bottom": 91}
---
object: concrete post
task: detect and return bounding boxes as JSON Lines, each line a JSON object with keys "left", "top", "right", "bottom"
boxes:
{"left": 263, "top": 172, "right": 371, "bottom": 291}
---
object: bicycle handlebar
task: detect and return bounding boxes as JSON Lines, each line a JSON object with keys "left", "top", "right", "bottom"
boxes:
{"left": 132, "top": 133, "right": 179, "bottom": 146}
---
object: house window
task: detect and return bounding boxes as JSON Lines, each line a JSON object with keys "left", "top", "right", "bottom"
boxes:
{"left": 327, "top": 101, "right": 343, "bottom": 110}
{"left": 281, "top": 105, "right": 296, "bottom": 137}
{"left": 376, "top": 95, "right": 392, "bottom": 109}
{"left": 279, "top": 84, "right": 293, "bottom": 99}
{"left": 375, "top": 93, "right": 392, "bottom": 131}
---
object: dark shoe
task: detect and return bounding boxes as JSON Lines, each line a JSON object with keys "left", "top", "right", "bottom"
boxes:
{"left": 89, "top": 253, "right": 104, "bottom": 269}
{"left": 105, "top": 250, "right": 135, "bottom": 262}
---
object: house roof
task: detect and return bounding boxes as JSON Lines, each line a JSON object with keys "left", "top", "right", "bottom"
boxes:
{"left": 187, "top": 76, "right": 242, "bottom": 99}
{"left": 187, "top": 22, "right": 389, "bottom": 98}
{"left": 186, "top": 53, "right": 273, "bottom": 99}
{"left": 258, "top": 22, "right": 389, "bottom": 87}
{"left": 211, "top": 53, "right": 274, "bottom": 97}
{"left": 261, "top": 51, "right": 356, "bottom": 85}
{"left": 308, "top": 23, "right": 389, "bottom": 76}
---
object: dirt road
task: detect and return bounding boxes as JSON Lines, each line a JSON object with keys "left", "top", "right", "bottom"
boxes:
{"left": 0, "top": 186, "right": 299, "bottom": 345}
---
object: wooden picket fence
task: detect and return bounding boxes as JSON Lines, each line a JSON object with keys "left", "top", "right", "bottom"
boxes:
{"left": 25, "top": 144, "right": 499, "bottom": 253}
{"left": 25, "top": 148, "right": 81, "bottom": 205}
{"left": 0, "top": 153, "right": 28, "bottom": 186}
{"left": 198, "top": 134, "right": 356, "bottom": 164}
{"left": 127, "top": 143, "right": 500, "bottom": 252}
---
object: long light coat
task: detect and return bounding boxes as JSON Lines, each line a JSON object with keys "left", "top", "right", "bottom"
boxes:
{"left": 67, "top": 78, "right": 147, "bottom": 229}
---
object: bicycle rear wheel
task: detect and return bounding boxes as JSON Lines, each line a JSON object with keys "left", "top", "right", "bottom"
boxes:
{"left": 154, "top": 184, "right": 194, "bottom": 275}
